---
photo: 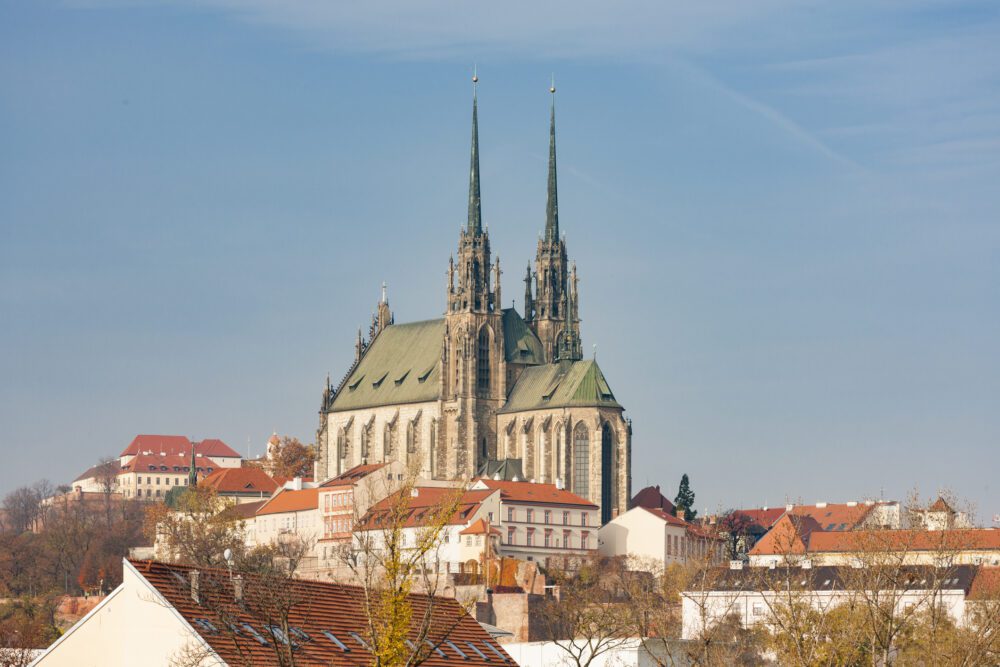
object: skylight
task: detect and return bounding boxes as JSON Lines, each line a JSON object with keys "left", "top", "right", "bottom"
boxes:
{"left": 322, "top": 631, "right": 350, "bottom": 651}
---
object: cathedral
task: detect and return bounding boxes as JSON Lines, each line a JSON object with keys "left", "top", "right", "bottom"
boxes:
{"left": 316, "top": 82, "right": 631, "bottom": 523}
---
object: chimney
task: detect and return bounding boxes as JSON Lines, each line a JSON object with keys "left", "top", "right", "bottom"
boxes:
{"left": 233, "top": 575, "right": 244, "bottom": 603}
{"left": 677, "top": 508, "right": 686, "bottom": 521}
{"left": 815, "top": 502, "right": 827, "bottom": 508}
{"left": 292, "top": 477, "right": 303, "bottom": 491}
{"left": 190, "top": 571, "right": 200, "bottom": 603}
{"left": 786, "top": 504, "right": 794, "bottom": 511}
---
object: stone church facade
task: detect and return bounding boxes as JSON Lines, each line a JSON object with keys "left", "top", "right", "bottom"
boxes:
{"left": 316, "top": 86, "right": 631, "bottom": 523}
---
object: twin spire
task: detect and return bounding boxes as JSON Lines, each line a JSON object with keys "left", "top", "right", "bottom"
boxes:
{"left": 465, "top": 72, "right": 560, "bottom": 240}
{"left": 467, "top": 72, "right": 482, "bottom": 235}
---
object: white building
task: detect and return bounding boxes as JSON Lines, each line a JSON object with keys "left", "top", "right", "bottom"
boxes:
{"left": 598, "top": 506, "right": 725, "bottom": 570}
{"left": 252, "top": 485, "right": 322, "bottom": 553}
{"left": 31, "top": 558, "right": 507, "bottom": 666}
{"left": 357, "top": 486, "right": 501, "bottom": 575}
{"left": 471, "top": 478, "right": 599, "bottom": 565}
{"left": 681, "top": 563, "right": 979, "bottom": 640}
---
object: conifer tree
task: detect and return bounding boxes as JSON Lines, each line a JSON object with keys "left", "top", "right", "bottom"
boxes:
{"left": 673, "top": 473, "right": 697, "bottom": 521}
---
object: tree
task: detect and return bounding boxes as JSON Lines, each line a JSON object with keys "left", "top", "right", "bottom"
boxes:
{"left": 536, "top": 556, "right": 634, "bottom": 667}
{"left": 673, "top": 474, "right": 696, "bottom": 521}
{"left": 144, "top": 486, "right": 246, "bottom": 568}
{"left": 717, "top": 510, "right": 755, "bottom": 561}
{"left": 2, "top": 481, "right": 53, "bottom": 534}
{"left": 339, "top": 466, "right": 473, "bottom": 667}
{"left": 259, "top": 436, "right": 317, "bottom": 480}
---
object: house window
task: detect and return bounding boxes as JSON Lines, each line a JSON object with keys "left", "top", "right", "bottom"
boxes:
{"left": 752, "top": 603, "right": 764, "bottom": 617}
{"left": 507, "top": 527, "right": 515, "bottom": 545}
{"left": 526, "top": 509, "right": 534, "bottom": 523}
{"left": 667, "top": 534, "right": 672, "bottom": 555}
{"left": 526, "top": 528, "right": 535, "bottom": 547}
{"left": 544, "top": 510, "right": 551, "bottom": 524}
{"left": 544, "top": 530, "right": 553, "bottom": 547}
{"left": 563, "top": 511, "right": 570, "bottom": 525}
{"left": 581, "top": 513, "right": 588, "bottom": 527}
{"left": 465, "top": 536, "right": 473, "bottom": 546}
{"left": 581, "top": 531, "right": 590, "bottom": 549}
{"left": 508, "top": 507, "right": 515, "bottom": 522}
{"left": 564, "top": 529, "right": 571, "bottom": 548}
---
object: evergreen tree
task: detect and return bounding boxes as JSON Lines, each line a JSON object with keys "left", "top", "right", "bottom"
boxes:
{"left": 673, "top": 474, "right": 697, "bottom": 521}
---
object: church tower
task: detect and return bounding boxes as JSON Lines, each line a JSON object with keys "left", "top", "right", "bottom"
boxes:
{"left": 441, "top": 75, "right": 506, "bottom": 479}
{"left": 527, "top": 84, "right": 582, "bottom": 362}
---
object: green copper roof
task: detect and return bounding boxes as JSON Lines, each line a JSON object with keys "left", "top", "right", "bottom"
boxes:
{"left": 545, "top": 93, "right": 559, "bottom": 241}
{"left": 502, "top": 308, "right": 545, "bottom": 365}
{"left": 499, "top": 359, "right": 621, "bottom": 413}
{"left": 330, "top": 319, "right": 444, "bottom": 412}
{"left": 467, "top": 87, "right": 482, "bottom": 235}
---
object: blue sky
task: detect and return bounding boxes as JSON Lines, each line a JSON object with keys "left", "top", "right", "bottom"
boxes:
{"left": 1, "top": 1, "right": 998, "bottom": 518}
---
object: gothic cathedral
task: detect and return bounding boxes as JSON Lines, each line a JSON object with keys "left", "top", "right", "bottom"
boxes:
{"left": 316, "top": 83, "right": 631, "bottom": 523}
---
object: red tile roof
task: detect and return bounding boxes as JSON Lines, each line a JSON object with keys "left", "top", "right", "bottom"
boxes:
{"left": 748, "top": 514, "right": 824, "bottom": 556}
{"left": 732, "top": 507, "right": 786, "bottom": 530}
{"left": 120, "top": 434, "right": 240, "bottom": 460}
{"left": 193, "top": 438, "right": 241, "bottom": 459}
{"left": 73, "top": 460, "right": 121, "bottom": 483}
{"left": 256, "top": 488, "right": 321, "bottom": 516}
{"left": 130, "top": 559, "right": 509, "bottom": 666}
{"left": 788, "top": 503, "right": 875, "bottom": 531}
{"left": 639, "top": 506, "right": 690, "bottom": 528}
{"left": 474, "top": 479, "right": 597, "bottom": 508}
{"left": 806, "top": 528, "right": 1000, "bottom": 553}
{"left": 121, "top": 453, "right": 220, "bottom": 475}
{"left": 320, "top": 463, "right": 387, "bottom": 487}
{"left": 121, "top": 434, "right": 191, "bottom": 457}
{"left": 631, "top": 485, "right": 676, "bottom": 514}
{"left": 460, "top": 518, "right": 501, "bottom": 536}
{"left": 201, "top": 467, "right": 278, "bottom": 495}
{"left": 363, "top": 488, "right": 495, "bottom": 529}
{"left": 928, "top": 497, "right": 955, "bottom": 513}
{"left": 217, "top": 500, "right": 268, "bottom": 521}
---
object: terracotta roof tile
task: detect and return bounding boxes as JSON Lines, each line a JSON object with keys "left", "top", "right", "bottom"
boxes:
{"left": 748, "top": 514, "right": 824, "bottom": 556}
{"left": 120, "top": 435, "right": 241, "bottom": 460}
{"left": 121, "top": 453, "right": 220, "bottom": 475}
{"left": 129, "top": 559, "right": 510, "bottom": 666}
{"left": 806, "top": 528, "right": 1000, "bottom": 553}
{"left": 460, "top": 518, "right": 501, "bottom": 536}
{"left": 631, "top": 486, "right": 676, "bottom": 514}
{"left": 201, "top": 467, "right": 278, "bottom": 495}
{"left": 474, "top": 479, "right": 597, "bottom": 508}
{"left": 788, "top": 503, "right": 875, "bottom": 531}
{"left": 256, "top": 488, "right": 321, "bottom": 516}
{"left": 363, "top": 488, "right": 495, "bottom": 529}
{"left": 320, "top": 463, "right": 387, "bottom": 487}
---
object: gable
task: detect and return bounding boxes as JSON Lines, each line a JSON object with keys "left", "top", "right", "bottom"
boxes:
{"left": 500, "top": 359, "right": 621, "bottom": 413}
{"left": 330, "top": 319, "right": 445, "bottom": 412}
{"left": 501, "top": 308, "right": 544, "bottom": 365}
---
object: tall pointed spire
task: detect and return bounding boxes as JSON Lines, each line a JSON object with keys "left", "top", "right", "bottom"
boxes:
{"left": 467, "top": 67, "right": 482, "bottom": 235}
{"left": 545, "top": 75, "right": 559, "bottom": 242}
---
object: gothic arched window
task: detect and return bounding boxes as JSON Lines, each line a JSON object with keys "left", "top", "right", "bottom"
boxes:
{"left": 601, "top": 423, "right": 615, "bottom": 524}
{"left": 477, "top": 327, "right": 491, "bottom": 398}
{"left": 572, "top": 423, "right": 590, "bottom": 499}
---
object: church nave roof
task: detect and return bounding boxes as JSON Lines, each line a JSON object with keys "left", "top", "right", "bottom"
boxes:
{"left": 329, "top": 318, "right": 445, "bottom": 412}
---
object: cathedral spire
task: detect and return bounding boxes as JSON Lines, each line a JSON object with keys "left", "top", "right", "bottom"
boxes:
{"left": 467, "top": 69, "right": 482, "bottom": 235}
{"left": 545, "top": 76, "right": 559, "bottom": 242}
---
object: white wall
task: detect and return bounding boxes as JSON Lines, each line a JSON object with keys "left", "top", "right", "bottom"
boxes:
{"left": 32, "top": 561, "right": 221, "bottom": 667}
